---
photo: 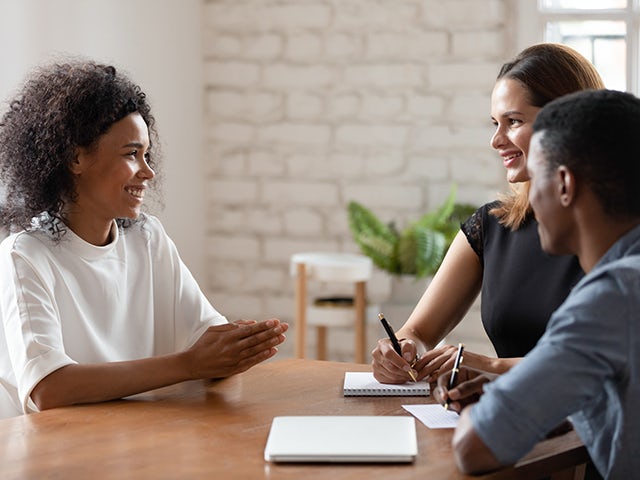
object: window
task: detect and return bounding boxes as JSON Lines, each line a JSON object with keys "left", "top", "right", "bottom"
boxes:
{"left": 516, "top": 0, "right": 640, "bottom": 94}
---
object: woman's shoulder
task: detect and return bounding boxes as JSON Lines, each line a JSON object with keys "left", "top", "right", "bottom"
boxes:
{"left": 122, "top": 214, "right": 177, "bottom": 262}
{"left": 463, "top": 200, "right": 503, "bottom": 232}
{"left": 122, "top": 214, "right": 167, "bottom": 239}
{"left": 138, "top": 213, "right": 165, "bottom": 232}
{"left": 481, "top": 199, "right": 501, "bottom": 212}
{"left": 0, "top": 229, "right": 50, "bottom": 255}
{"left": 478, "top": 200, "right": 502, "bottom": 219}
{"left": 0, "top": 230, "right": 62, "bottom": 277}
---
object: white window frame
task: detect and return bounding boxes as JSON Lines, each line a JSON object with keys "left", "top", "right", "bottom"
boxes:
{"left": 515, "top": 0, "right": 640, "bottom": 95}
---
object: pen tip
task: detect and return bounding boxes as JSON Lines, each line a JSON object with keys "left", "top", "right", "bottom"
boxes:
{"left": 378, "top": 313, "right": 384, "bottom": 320}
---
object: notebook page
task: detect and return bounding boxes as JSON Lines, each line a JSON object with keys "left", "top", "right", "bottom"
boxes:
{"left": 343, "top": 372, "right": 429, "bottom": 396}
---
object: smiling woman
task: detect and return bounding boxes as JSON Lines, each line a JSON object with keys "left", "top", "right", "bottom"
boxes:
{"left": 69, "top": 112, "right": 154, "bottom": 246}
{"left": 0, "top": 62, "right": 160, "bottom": 237}
{"left": 371, "top": 43, "right": 605, "bottom": 389}
{"left": 490, "top": 78, "right": 540, "bottom": 184}
{"left": 0, "top": 59, "right": 288, "bottom": 419}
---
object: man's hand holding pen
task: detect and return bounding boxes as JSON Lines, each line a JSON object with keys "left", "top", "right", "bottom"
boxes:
{"left": 444, "top": 343, "right": 465, "bottom": 409}
{"left": 433, "top": 366, "right": 498, "bottom": 413}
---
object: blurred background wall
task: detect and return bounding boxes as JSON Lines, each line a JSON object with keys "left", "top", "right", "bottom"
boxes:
{"left": 0, "top": 0, "right": 518, "bottom": 360}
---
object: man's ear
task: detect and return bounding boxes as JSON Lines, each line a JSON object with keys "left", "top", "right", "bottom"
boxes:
{"left": 558, "top": 166, "right": 575, "bottom": 207}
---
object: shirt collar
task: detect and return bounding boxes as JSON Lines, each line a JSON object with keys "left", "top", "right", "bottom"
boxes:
{"left": 61, "top": 220, "right": 120, "bottom": 260}
{"left": 592, "top": 223, "right": 640, "bottom": 271}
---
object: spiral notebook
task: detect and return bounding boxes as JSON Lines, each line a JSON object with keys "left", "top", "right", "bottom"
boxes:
{"left": 343, "top": 372, "right": 429, "bottom": 396}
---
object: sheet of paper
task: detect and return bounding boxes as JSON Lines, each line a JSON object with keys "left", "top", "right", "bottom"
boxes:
{"left": 402, "top": 404, "right": 460, "bottom": 429}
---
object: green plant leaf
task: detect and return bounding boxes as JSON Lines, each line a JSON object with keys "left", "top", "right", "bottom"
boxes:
{"left": 346, "top": 185, "right": 477, "bottom": 277}
{"left": 359, "top": 234, "right": 399, "bottom": 273}
{"left": 414, "top": 184, "right": 457, "bottom": 230}
{"left": 347, "top": 201, "right": 399, "bottom": 273}
{"left": 396, "top": 229, "right": 418, "bottom": 275}
{"left": 414, "top": 226, "right": 447, "bottom": 277}
{"left": 442, "top": 202, "right": 478, "bottom": 243}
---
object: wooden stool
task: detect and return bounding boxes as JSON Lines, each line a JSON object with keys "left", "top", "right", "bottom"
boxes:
{"left": 290, "top": 252, "right": 373, "bottom": 363}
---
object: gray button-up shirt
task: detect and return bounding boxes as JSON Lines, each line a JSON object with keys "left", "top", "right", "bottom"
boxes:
{"left": 471, "top": 223, "right": 640, "bottom": 479}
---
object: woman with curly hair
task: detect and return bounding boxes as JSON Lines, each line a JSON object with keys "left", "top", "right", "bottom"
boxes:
{"left": 0, "top": 60, "right": 288, "bottom": 418}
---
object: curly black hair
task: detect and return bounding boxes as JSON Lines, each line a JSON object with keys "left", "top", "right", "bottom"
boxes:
{"left": 0, "top": 59, "right": 161, "bottom": 234}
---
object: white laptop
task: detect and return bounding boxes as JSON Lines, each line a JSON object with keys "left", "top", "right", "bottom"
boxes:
{"left": 264, "top": 415, "right": 417, "bottom": 463}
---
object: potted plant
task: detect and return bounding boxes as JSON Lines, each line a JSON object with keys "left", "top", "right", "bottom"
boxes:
{"left": 347, "top": 184, "right": 476, "bottom": 282}
{"left": 347, "top": 186, "right": 476, "bottom": 316}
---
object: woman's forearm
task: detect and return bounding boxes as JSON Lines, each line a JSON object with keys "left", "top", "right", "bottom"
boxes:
{"left": 30, "top": 352, "right": 191, "bottom": 411}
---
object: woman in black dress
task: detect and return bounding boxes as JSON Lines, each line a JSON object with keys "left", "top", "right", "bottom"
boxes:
{"left": 372, "top": 43, "right": 605, "bottom": 384}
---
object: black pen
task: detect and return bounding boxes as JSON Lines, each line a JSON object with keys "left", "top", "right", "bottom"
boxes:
{"left": 378, "top": 313, "right": 417, "bottom": 382}
{"left": 444, "top": 343, "right": 465, "bottom": 410}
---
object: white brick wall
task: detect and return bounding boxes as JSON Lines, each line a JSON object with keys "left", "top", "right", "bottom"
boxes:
{"left": 202, "top": 0, "right": 513, "bottom": 361}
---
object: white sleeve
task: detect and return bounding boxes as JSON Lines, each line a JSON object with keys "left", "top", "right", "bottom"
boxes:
{"left": 147, "top": 217, "right": 228, "bottom": 352}
{"left": 0, "top": 242, "right": 77, "bottom": 413}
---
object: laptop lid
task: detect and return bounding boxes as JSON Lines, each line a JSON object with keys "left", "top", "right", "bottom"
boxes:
{"left": 264, "top": 415, "right": 417, "bottom": 463}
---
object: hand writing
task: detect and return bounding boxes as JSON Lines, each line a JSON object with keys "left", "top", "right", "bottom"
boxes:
{"left": 371, "top": 337, "right": 421, "bottom": 384}
{"left": 433, "top": 366, "right": 497, "bottom": 413}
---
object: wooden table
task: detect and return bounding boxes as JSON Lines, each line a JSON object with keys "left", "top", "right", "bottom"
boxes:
{"left": 0, "top": 359, "right": 588, "bottom": 479}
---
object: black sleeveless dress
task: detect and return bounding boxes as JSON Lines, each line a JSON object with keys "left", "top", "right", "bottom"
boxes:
{"left": 461, "top": 201, "right": 584, "bottom": 357}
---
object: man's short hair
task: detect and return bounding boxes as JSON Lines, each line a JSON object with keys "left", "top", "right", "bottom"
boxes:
{"left": 533, "top": 89, "right": 640, "bottom": 220}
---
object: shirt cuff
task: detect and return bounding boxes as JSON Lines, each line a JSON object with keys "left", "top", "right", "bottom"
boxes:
{"left": 19, "top": 349, "right": 77, "bottom": 413}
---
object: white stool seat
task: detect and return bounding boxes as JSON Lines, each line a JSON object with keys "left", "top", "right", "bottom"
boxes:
{"left": 290, "top": 252, "right": 373, "bottom": 363}
{"left": 290, "top": 252, "right": 373, "bottom": 283}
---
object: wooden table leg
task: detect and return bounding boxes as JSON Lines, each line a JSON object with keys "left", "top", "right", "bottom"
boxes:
{"left": 317, "top": 326, "right": 327, "bottom": 360}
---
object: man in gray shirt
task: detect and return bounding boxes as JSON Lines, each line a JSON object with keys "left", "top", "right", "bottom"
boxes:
{"left": 435, "top": 89, "right": 640, "bottom": 479}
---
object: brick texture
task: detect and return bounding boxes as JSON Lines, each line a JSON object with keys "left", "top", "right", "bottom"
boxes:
{"left": 203, "top": 0, "right": 511, "bottom": 361}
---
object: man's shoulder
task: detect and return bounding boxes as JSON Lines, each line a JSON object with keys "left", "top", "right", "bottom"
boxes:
{"left": 586, "top": 251, "right": 640, "bottom": 290}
